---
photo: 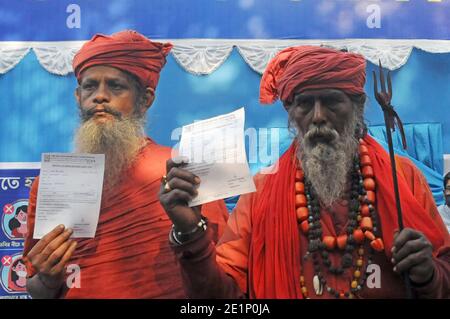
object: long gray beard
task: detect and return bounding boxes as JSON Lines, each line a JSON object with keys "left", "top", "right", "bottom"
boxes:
{"left": 74, "top": 117, "right": 145, "bottom": 189}
{"left": 295, "top": 109, "right": 363, "bottom": 207}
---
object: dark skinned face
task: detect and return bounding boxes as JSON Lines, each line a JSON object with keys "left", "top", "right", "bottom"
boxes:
{"left": 286, "top": 88, "right": 354, "bottom": 145}
{"left": 75, "top": 66, "right": 154, "bottom": 123}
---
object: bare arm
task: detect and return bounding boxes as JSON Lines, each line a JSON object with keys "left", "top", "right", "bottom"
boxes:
{"left": 159, "top": 157, "right": 246, "bottom": 298}
{"left": 171, "top": 229, "right": 246, "bottom": 298}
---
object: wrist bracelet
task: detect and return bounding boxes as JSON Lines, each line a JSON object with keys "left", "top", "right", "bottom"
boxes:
{"left": 172, "top": 217, "right": 207, "bottom": 243}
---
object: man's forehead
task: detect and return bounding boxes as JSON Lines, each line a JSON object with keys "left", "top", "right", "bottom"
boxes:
{"left": 79, "top": 65, "right": 130, "bottom": 82}
{"left": 294, "top": 88, "right": 348, "bottom": 99}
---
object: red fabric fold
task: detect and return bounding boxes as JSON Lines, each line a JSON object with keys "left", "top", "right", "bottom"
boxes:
{"left": 73, "top": 30, "right": 172, "bottom": 90}
{"left": 364, "top": 135, "right": 447, "bottom": 254}
{"left": 259, "top": 46, "right": 366, "bottom": 105}
{"left": 250, "top": 143, "right": 301, "bottom": 298}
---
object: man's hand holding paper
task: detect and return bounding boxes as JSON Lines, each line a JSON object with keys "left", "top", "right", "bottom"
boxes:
{"left": 160, "top": 108, "right": 255, "bottom": 241}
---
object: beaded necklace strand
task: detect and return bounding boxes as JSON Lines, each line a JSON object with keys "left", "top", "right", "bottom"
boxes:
{"left": 296, "top": 139, "right": 384, "bottom": 298}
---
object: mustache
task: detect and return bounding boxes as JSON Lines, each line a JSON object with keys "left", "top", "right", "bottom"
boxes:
{"left": 80, "top": 105, "right": 123, "bottom": 121}
{"left": 303, "top": 125, "right": 339, "bottom": 144}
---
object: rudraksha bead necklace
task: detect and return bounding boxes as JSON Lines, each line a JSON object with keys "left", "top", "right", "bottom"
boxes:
{"left": 296, "top": 139, "right": 384, "bottom": 298}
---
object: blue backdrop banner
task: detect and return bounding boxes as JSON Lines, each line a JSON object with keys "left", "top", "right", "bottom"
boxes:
{"left": 1, "top": 0, "right": 449, "bottom": 41}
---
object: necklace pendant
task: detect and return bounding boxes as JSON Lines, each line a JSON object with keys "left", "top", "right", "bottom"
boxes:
{"left": 313, "top": 275, "right": 323, "bottom": 296}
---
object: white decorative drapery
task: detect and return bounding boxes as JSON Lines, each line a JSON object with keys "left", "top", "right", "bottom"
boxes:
{"left": 1, "top": 39, "right": 450, "bottom": 76}
{"left": 0, "top": 47, "right": 30, "bottom": 74}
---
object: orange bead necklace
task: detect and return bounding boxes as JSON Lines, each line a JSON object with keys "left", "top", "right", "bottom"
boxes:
{"left": 296, "top": 139, "right": 384, "bottom": 298}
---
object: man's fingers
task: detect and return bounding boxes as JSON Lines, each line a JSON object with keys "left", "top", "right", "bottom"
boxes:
{"left": 392, "top": 238, "right": 426, "bottom": 264}
{"left": 27, "top": 225, "right": 65, "bottom": 259}
{"left": 167, "top": 167, "right": 200, "bottom": 186}
{"left": 166, "top": 177, "right": 198, "bottom": 196}
{"left": 393, "top": 250, "right": 427, "bottom": 274}
{"left": 160, "top": 158, "right": 203, "bottom": 232}
{"left": 51, "top": 241, "right": 77, "bottom": 275}
{"left": 392, "top": 228, "right": 422, "bottom": 253}
{"left": 164, "top": 189, "right": 195, "bottom": 208}
{"left": 166, "top": 156, "right": 189, "bottom": 174}
{"left": 39, "top": 228, "right": 73, "bottom": 263}
{"left": 45, "top": 240, "right": 74, "bottom": 269}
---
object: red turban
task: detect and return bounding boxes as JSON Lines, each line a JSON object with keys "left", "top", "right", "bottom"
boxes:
{"left": 260, "top": 45, "right": 366, "bottom": 104}
{"left": 73, "top": 30, "right": 173, "bottom": 90}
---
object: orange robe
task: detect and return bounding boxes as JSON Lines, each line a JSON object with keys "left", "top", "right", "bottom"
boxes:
{"left": 23, "top": 138, "right": 229, "bottom": 298}
{"left": 172, "top": 137, "right": 450, "bottom": 298}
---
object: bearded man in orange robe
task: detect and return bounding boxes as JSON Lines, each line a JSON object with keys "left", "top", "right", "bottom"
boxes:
{"left": 22, "top": 30, "right": 229, "bottom": 299}
{"left": 160, "top": 46, "right": 450, "bottom": 299}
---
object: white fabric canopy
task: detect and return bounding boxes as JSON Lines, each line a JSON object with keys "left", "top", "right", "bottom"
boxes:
{"left": 1, "top": 39, "right": 450, "bottom": 76}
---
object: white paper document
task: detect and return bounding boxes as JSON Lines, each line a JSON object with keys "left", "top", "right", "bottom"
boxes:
{"left": 179, "top": 107, "right": 256, "bottom": 206}
{"left": 34, "top": 153, "right": 105, "bottom": 239}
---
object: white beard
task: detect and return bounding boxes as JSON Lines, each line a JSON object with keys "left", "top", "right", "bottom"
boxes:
{"left": 295, "top": 109, "right": 363, "bottom": 207}
{"left": 299, "top": 136, "right": 356, "bottom": 207}
{"left": 74, "top": 116, "right": 145, "bottom": 189}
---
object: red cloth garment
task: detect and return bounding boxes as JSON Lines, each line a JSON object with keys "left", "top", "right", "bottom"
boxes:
{"left": 248, "top": 135, "right": 449, "bottom": 298}
{"left": 365, "top": 135, "right": 448, "bottom": 253}
{"left": 72, "top": 30, "right": 173, "bottom": 90}
{"left": 23, "top": 138, "right": 229, "bottom": 298}
{"left": 249, "top": 143, "right": 302, "bottom": 298}
{"left": 172, "top": 136, "right": 449, "bottom": 298}
{"left": 259, "top": 46, "right": 366, "bottom": 104}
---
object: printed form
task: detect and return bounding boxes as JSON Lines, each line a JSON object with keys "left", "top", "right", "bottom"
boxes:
{"left": 34, "top": 153, "right": 105, "bottom": 238}
{"left": 179, "top": 107, "right": 256, "bottom": 207}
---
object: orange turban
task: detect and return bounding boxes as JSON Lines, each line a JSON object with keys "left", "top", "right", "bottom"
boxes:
{"left": 73, "top": 30, "right": 173, "bottom": 90}
{"left": 260, "top": 46, "right": 366, "bottom": 104}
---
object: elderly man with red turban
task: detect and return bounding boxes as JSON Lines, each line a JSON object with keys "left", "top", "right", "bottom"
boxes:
{"left": 160, "top": 46, "right": 450, "bottom": 298}
{"left": 22, "top": 30, "right": 229, "bottom": 299}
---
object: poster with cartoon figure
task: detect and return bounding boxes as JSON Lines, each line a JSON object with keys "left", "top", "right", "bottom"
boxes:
{"left": 3, "top": 201, "right": 29, "bottom": 240}
{"left": 0, "top": 163, "right": 40, "bottom": 298}
{"left": 0, "top": 252, "right": 30, "bottom": 298}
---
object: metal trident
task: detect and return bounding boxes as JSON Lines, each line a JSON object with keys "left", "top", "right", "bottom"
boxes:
{"left": 373, "top": 60, "right": 413, "bottom": 298}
